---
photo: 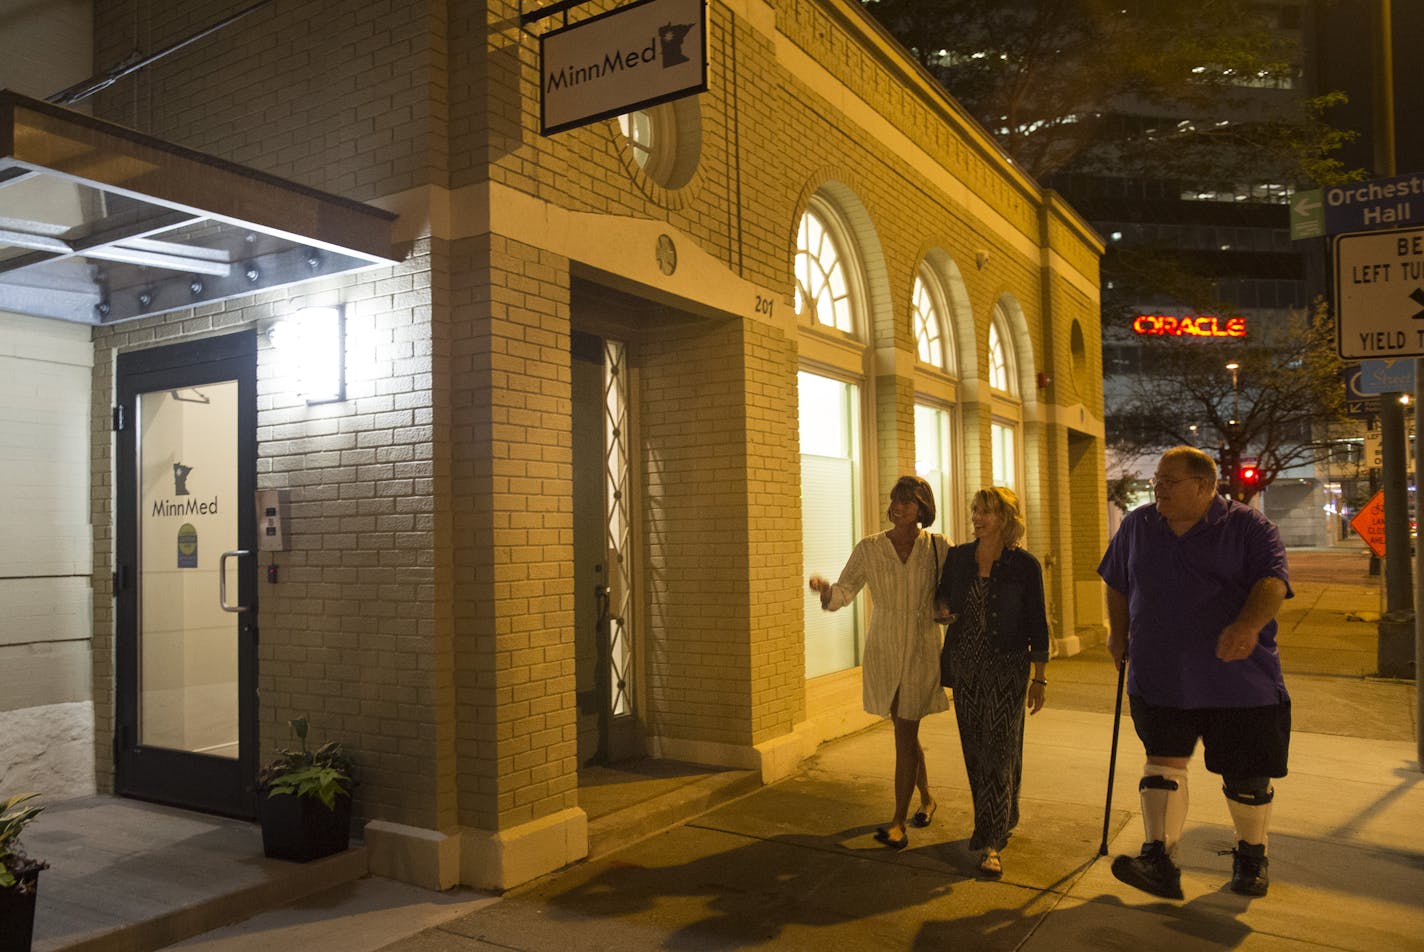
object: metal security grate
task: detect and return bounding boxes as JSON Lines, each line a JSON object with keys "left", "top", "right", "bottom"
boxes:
{"left": 602, "top": 339, "right": 633, "bottom": 718}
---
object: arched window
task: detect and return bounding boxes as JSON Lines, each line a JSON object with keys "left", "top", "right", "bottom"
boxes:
{"left": 988, "top": 312, "right": 1016, "bottom": 394}
{"left": 911, "top": 256, "right": 963, "bottom": 537}
{"left": 988, "top": 303, "right": 1023, "bottom": 489}
{"left": 911, "top": 267, "right": 950, "bottom": 371}
{"left": 795, "top": 203, "right": 860, "bottom": 335}
{"left": 795, "top": 192, "right": 874, "bottom": 679}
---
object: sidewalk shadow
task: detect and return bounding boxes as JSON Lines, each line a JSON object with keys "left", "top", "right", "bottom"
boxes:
{"left": 535, "top": 827, "right": 990, "bottom": 948}
{"left": 912, "top": 890, "right": 1252, "bottom": 951}
{"left": 522, "top": 823, "right": 1131, "bottom": 950}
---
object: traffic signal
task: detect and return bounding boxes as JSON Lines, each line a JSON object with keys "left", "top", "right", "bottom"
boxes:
{"left": 1238, "top": 464, "right": 1259, "bottom": 488}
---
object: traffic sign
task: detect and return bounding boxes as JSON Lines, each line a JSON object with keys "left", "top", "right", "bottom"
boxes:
{"left": 1294, "top": 172, "right": 1424, "bottom": 240}
{"left": 1356, "top": 358, "right": 1416, "bottom": 394}
{"left": 1289, "top": 188, "right": 1324, "bottom": 240}
{"left": 1350, "top": 490, "right": 1386, "bottom": 558}
{"left": 1334, "top": 226, "right": 1424, "bottom": 359}
{"left": 1360, "top": 419, "right": 1417, "bottom": 476}
{"left": 1340, "top": 363, "right": 1374, "bottom": 419}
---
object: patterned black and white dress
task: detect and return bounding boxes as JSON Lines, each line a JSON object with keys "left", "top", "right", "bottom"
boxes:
{"left": 950, "top": 575, "right": 1031, "bottom": 851}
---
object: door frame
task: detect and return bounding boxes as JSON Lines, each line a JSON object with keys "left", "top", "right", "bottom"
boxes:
{"left": 113, "top": 330, "right": 259, "bottom": 818}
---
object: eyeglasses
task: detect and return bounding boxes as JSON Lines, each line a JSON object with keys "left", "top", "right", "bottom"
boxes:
{"left": 1149, "top": 474, "right": 1205, "bottom": 491}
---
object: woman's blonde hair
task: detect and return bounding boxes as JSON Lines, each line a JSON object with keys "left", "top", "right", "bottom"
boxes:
{"left": 888, "top": 475, "right": 937, "bottom": 527}
{"left": 971, "top": 486, "right": 1025, "bottom": 548}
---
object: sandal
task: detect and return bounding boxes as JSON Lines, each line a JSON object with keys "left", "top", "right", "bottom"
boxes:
{"left": 909, "top": 800, "right": 937, "bottom": 828}
{"left": 874, "top": 826, "right": 909, "bottom": 850}
{"left": 978, "top": 848, "right": 1002, "bottom": 878}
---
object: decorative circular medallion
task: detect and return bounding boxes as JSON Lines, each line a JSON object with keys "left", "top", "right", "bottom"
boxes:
{"left": 657, "top": 234, "right": 677, "bottom": 275}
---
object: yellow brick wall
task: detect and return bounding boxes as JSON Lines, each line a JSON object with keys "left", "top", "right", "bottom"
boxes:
{"left": 80, "top": 0, "right": 1104, "bottom": 878}
{"left": 636, "top": 316, "right": 804, "bottom": 748}
{"left": 446, "top": 231, "right": 579, "bottom": 832}
{"left": 91, "top": 0, "right": 448, "bottom": 201}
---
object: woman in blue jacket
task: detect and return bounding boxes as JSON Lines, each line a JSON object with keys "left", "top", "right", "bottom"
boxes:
{"left": 935, "top": 486, "right": 1049, "bottom": 877}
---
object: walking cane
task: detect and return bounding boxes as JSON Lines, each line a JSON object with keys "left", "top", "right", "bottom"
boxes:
{"left": 1098, "top": 658, "right": 1127, "bottom": 856}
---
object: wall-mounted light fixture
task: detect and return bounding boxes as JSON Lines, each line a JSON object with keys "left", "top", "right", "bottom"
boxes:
{"left": 267, "top": 305, "right": 345, "bottom": 404}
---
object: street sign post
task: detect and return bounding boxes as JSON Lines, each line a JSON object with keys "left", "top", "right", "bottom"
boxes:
{"left": 1340, "top": 362, "right": 1374, "bottom": 418}
{"left": 1293, "top": 172, "right": 1424, "bottom": 241}
{"left": 1290, "top": 188, "right": 1324, "bottom": 240}
{"left": 1334, "top": 226, "right": 1424, "bottom": 359}
{"left": 1356, "top": 358, "right": 1417, "bottom": 394}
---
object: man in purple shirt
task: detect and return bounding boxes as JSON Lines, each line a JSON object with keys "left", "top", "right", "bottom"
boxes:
{"left": 1098, "top": 446, "right": 1292, "bottom": 900}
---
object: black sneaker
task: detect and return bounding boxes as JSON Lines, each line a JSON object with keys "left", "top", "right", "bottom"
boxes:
{"left": 1111, "top": 841, "right": 1184, "bottom": 899}
{"left": 1227, "top": 841, "right": 1269, "bottom": 896}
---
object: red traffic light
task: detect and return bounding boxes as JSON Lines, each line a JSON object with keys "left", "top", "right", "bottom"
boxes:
{"left": 1239, "top": 465, "right": 1259, "bottom": 485}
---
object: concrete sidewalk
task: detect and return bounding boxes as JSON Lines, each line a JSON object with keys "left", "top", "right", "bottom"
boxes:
{"left": 364, "top": 545, "right": 1422, "bottom": 951}
{"left": 27, "top": 545, "right": 1424, "bottom": 951}
{"left": 368, "top": 698, "right": 1421, "bottom": 951}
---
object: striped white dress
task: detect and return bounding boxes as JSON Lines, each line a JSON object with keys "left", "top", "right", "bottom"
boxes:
{"left": 824, "top": 530, "right": 951, "bottom": 720}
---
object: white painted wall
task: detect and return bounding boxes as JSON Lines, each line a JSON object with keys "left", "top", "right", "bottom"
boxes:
{"left": 0, "top": 313, "right": 95, "bottom": 799}
{"left": 0, "top": 0, "right": 96, "bottom": 801}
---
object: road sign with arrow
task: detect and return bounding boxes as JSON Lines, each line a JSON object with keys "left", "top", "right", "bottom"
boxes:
{"left": 1334, "top": 226, "right": 1424, "bottom": 359}
{"left": 1290, "top": 190, "right": 1325, "bottom": 240}
{"left": 1292, "top": 172, "right": 1424, "bottom": 241}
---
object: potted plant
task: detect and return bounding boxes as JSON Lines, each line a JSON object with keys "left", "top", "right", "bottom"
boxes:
{"left": 1, "top": 793, "right": 47, "bottom": 952}
{"left": 257, "top": 717, "right": 355, "bottom": 862}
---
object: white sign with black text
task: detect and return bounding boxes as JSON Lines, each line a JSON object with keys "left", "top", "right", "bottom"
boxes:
{"left": 540, "top": 0, "right": 707, "bottom": 135}
{"left": 1335, "top": 226, "right": 1424, "bottom": 359}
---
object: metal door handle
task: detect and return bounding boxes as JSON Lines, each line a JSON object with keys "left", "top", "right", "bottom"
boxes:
{"left": 220, "top": 549, "right": 251, "bottom": 613}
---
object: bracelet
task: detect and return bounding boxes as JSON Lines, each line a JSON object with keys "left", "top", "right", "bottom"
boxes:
{"left": 1031, "top": 678, "right": 1047, "bottom": 686}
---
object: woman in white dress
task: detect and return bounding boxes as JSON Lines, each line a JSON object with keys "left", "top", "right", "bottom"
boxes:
{"left": 809, "top": 475, "right": 951, "bottom": 849}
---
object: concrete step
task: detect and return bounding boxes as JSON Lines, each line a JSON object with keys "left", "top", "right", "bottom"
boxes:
{"left": 585, "top": 766, "right": 761, "bottom": 860}
{"left": 29, "top": 798, "right": 367, "bottom": 952}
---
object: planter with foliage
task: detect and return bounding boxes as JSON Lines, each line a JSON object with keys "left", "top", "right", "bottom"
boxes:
{"left": 257, "top": 717, "right": 355, "bottom": 862}
{"left": 1, "top": 793, "right": 47, "bottom": 952}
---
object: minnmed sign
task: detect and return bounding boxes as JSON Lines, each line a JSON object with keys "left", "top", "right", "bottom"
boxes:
{"left": 539, "top": 0, "right": 706, "bottom": 135}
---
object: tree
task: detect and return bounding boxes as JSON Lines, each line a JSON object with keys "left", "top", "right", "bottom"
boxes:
{"left": 862, "top": 0, "right": 1358, "bottom": 185}
{"left": 1105, "top": 300, "right": 1353, "bottom": 505}
{"left": 863, "top": 0, "right": 1364, "bottom": 511}
{"left": 863, "top": 0, "right": 1362, "bottom": 321}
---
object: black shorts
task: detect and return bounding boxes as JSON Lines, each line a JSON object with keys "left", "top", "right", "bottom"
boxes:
{"left": 1128, "top": 695, "right": 1291, "bottom": 778}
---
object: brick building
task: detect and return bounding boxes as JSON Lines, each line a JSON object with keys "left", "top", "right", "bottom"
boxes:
{"left": 0, "top": 0, "right": 1105, "bottom": 890}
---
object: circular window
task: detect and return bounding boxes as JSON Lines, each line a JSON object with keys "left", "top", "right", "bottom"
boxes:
{"left": 616, "top": 98, "right": 701, "bottom": 191}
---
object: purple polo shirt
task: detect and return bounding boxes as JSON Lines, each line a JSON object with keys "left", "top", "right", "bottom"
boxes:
{"left": 1098, "top": 495, "right": 1292, "bottom": 709}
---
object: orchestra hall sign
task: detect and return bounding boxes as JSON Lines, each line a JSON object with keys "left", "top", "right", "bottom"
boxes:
{"left": 535, "top": 0, "right": 707, "bottom": 134}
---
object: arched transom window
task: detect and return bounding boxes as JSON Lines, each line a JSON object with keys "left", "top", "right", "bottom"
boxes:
{"left": 795, "top": 206, "right": 857, "bottom": 334}
{"left": 912, "top": 266, "right": 952, "bottom": 371}
{"left": 988, "top": 311, "right": 1017, "bottom": 394}
{"left": 987, "top": 302, "right": 1022, "bottom": 490}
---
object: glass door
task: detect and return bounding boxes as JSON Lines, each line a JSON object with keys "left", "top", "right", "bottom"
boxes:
{"left": 115, "top": 332, "right": 258, "bottom": 818}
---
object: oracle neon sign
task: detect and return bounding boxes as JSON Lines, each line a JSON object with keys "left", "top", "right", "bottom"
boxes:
{"left": 1133, "top": 314, "right": 1246, "bottom": 338}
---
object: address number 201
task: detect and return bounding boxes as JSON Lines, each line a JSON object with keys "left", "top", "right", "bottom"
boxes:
{"left": 755, "top": 295, "right": 775, "bottom": 317}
